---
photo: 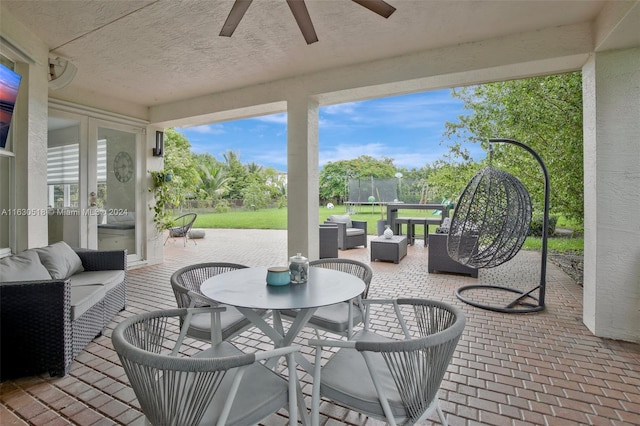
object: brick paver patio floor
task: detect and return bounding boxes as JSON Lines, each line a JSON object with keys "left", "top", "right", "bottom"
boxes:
{"left": 1, "top": 229, "right": 639, "bottom": 425}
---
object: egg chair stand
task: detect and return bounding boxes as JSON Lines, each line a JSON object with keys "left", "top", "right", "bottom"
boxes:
{"left": 455, "top": 138, "right": 550, "bottom": 313}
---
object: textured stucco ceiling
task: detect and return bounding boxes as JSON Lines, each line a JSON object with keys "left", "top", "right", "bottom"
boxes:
{"left": 1, "top": 0, "right": 619, "bottom": 108}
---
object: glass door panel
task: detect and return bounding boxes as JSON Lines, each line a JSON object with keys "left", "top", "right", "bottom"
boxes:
{"left": 47, "top": 116, "right": 83, "bottom": 247}
{"left": 94, "top": 125, "right": 138, "bottom": 256}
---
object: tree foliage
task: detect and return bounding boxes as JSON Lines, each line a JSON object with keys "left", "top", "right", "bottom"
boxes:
{"left": 193, "top": 153, "right": 230, "bottom": 200}
{"left": 444, "top": 72, "right": 584, "bottom": 222}
{"left": 163, "top": 128, "right": 201, "bottom": 203}
{"left": 319, "top": 155, "right": 396, "bottom": 202}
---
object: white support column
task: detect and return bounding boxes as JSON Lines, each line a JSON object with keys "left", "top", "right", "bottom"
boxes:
{"left": 14, "top": 60, "right": 50, "bottom": 251}
{"left": 287, "top": 96, "right": 320, "bottom": 260}
{"left": 582, "top": 47, "right": 640, "bottom": 343}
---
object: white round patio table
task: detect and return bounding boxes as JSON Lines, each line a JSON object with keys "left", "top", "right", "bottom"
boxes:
{"left": 201, "top": 266, "right": 365, "bottom": 348}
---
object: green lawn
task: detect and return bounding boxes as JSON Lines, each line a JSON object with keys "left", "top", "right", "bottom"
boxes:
{"left": 185, "top": 206, "right": 583, "bottom": 253}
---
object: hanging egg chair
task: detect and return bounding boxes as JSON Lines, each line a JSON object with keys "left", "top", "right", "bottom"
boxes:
{"left": 447, "top": 167, "right": 532, "bottom": 268}
{"left": 453, "top": 138, "right": 551, "bottom": 314}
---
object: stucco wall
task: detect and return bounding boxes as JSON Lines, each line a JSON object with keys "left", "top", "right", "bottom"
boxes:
{"left": 583, "top": 47, "right": 640, "bottom": 342}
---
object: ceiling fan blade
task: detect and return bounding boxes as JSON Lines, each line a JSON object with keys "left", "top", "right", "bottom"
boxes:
{"left": 286, "top": 0, "right": 318, "bottom": 44}
{"left": 220, "top": 0, "right": 253, "bottom": 37}
{"left": 351, "top": 0, "right": 396, "bottom": 18}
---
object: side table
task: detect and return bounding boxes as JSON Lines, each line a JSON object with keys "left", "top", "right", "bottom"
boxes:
{"left": 371, "top": 235, "right": 408, "bottom": 263}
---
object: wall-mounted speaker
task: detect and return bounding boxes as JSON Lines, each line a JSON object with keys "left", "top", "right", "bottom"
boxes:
{"left": 48, "top": 56, "right": 77, "bottom": 90}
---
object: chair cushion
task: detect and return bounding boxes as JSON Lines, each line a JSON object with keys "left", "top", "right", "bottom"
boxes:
{"left": 307, "top": 302, "right": 364, "bottom": 333}
{"left": 35, "top": 241, "right": 84, "bottom": 279}
{"left": 0, "top": 249, "right": 51, "bottom": 282}
{"left": 346, "top": 228, "right": 365, "bottom": 237}
{"left": 68, "top": 270, "right": 125, "bottom": 292}
{"left": 70, "top": 284, "right": 107, "bottom": 320}
{"left": 197, "top": 343, "right": 289, "bottom": 426}
{"left": 188, "top": 304, "right": 256, "bottom": 341}
{"left": 327, "top": 214, "right": 352, "bottom": 228}
{"left": 319, "top": 331, "right": 409, "bottom": 422}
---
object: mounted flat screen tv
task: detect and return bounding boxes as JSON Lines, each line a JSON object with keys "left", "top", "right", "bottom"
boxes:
{"left": 0, "top": 63, "right": 22, "bottom": 149}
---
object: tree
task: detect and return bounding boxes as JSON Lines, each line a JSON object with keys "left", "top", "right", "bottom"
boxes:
{"left": 319, "top": 156, "right": 396, "bottom": 202}
{"left": 444, "top": 72, "right": 583, "bottom": 222}
{"left": 223, "top": 150, "right": 249, "bottom": 200}
{"left": 426, "top": 160, "right": 483, "bottom": 203}
{"left": 163, "top": 128, "right": 201, "bottom": 204}
{"left": 194, "top": 153, "right": 230, "bottom": 200}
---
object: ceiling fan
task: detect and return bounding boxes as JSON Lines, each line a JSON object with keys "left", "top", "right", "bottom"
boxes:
{"left": 220, "top": 0, "right": 396, "bottom": 45}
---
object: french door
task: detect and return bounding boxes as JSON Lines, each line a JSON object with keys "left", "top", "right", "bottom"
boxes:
{"left": 47, "top": 109, "right": 142, "bottom": 260}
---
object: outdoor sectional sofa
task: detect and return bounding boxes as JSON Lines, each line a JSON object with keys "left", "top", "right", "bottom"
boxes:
{"left": 0, "top": 241, "right": 127, "bottom": 380}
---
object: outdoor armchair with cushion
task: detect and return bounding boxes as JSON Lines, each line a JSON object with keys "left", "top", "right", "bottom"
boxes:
{"left": 281, "top": 258, "right": 373, "bottom": 339}
{"left": 165, "top": 212, "right": 198, "bottom": 246}
{"left": 112, "top": 307, "right": 299, "bottom": 425}
{"left": 324, "top": 214, "right": 368, "bottom": 249}
{"left": 170, "top": 262, "right": 266, "bottom": 342}
{"left": 309, "top": 298, "right": 466, "bottom": 426}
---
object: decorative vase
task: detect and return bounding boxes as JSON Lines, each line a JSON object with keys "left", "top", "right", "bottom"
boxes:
{"left": 377, "top": 219, "right": 388, "bottom": 236}
{"left": 289, "top": 253, "right": 309, "bottom": 283}
{"left": 383, "top": 225, "right": 393, "bottom": 239}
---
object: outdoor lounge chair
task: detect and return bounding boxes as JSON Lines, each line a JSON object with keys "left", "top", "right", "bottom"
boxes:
{"left": 112, "top": 307, "right": 299, "bottom": 425}
{"left": 309, "top": 298, "right": 466, "bottom": 426}
{"left": 282, "top": 258, "right": 373, "bottom": 339}
{"left": 165, "top": 212, "right": 198, "bottom": 246}
{"left": 170, "top": 262, "right": 264, "bottom": 342}
{"left": 324, "top": 214, "right": 368, "bottom": 250}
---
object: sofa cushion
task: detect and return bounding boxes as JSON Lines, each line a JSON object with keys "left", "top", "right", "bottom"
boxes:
{"left": 0, "top": 249, "right": 51, "bottom": 282}
{"left": 36, "top": 241, "right": 84, "bottom": 279}
{"left": 327, "top": 214, "right": 352, "bottom": 228}
{"left": 346, "top": 228, "right": 365, "bottom": 236}
{"left": 69, "top": 270, "right": 125, "bottom": 293}
{"left": 70, "top": 284, "right": 107, "bottom": 320}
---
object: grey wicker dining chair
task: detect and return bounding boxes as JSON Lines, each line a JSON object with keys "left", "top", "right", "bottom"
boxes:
{"left": 112, "top": 307, "right": 299, "bottom": 426}
{"left": 281, "top": 258, "right": 373, "bottom": 339}
{"left": 170, "top": 262, "right": 264, "bottom": 342}
{"left": 309, "top": 298, "right": 466, "bottom": 426}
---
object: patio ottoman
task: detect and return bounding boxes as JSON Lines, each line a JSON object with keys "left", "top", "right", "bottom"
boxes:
{"left": 188, "top": 228, "right": 206, "bottom": 239}
{"left": 371, "top": 235, "right": 407, "bottom": 264}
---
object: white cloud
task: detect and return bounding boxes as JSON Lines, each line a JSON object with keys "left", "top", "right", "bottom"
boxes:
{"left": 180, "top": 123, "right": 226, "bottom": 135}
{"left": 323, "top": 102, "right": 362, "bottom": 115}
{"left": 251, "top": 113, "right": 287, "bottom": 125}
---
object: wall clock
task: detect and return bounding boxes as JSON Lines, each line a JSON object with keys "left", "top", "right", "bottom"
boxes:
{"left": 113, "top": 151, "right": 134, "bottom": 183}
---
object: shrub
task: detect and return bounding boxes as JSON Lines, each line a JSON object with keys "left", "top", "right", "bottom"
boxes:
{"left": 528, "top": 213, "right": 558, "bottom": 236}
{"left": 214, "top": 199, "right": 231, "bottom": 213}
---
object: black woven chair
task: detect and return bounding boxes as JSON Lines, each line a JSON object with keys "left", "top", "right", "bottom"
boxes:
{"left": 165, "top": 212, "right": 198, "bottom": 246}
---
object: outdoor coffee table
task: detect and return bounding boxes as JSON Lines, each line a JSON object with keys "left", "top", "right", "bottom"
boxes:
{"left": 370, "top": 235, "right": 408, "bottom": 263}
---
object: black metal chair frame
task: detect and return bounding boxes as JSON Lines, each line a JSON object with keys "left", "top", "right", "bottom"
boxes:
{"left": 165, "top": 212, "right": 198, "bottom": 246}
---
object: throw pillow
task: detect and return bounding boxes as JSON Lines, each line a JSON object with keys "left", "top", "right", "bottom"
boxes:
{"left": 0, "top": 249, "right": 52, "bottom": 282}
{"left": 35, "top": 241, "right": 84, "bottom": 279}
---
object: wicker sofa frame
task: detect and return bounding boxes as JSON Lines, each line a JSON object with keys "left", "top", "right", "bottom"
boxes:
{"left": 0, "top": 249, "right": 127, "bottom": 380}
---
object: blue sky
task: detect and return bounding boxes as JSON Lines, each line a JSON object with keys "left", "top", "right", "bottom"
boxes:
{"left": 177, "top": 89, "right": 484, "bottom": 172}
